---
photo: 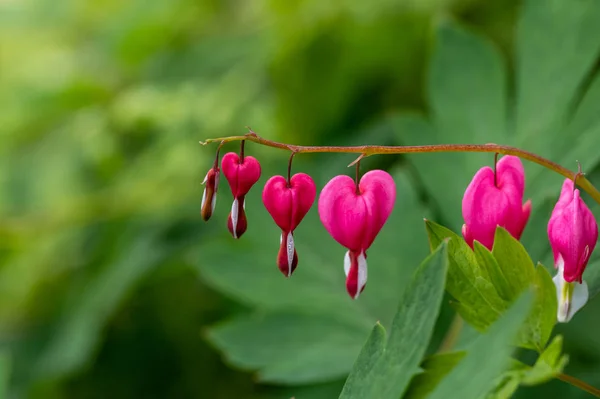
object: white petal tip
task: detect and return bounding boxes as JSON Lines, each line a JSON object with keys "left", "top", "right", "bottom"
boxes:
{"left": 286, "top": 233, "right": 295, "bottom": 276}
{"left": 344, "top": 251, "right": 350, "bottom": 277}
{"left": 554, "top": 273, "right": 588, "bottom": 323}
{"left": 201, "top": 189, "right": 207, "bottom": 209}
{"left": 211, "top": 193, "right": 217, "bottom": 213}
{"left": 231, "top": 199, "right": 239, "bottom": 239}
{"left": 357, "top": 252, "right": 367, "bottom": 297}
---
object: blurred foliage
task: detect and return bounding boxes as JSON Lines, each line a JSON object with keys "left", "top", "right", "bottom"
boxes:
{"left": 2, "top": 0, "right": 600, "bottom": 398}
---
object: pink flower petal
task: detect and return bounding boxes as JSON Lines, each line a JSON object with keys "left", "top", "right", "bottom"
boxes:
{"left": 548, "top": 179, "right": 598, "bottom": 283}
{"left": 262, "top": 173, "right": 316, "bottom": 232}
{"left": 222, "top": 152, "right": 261, "bottom": 197}
{"left": 462, "top": 156, "right": 530, "bottom": 250}
{"left": 318, "top": 170, "right": 395, "bottom": 252}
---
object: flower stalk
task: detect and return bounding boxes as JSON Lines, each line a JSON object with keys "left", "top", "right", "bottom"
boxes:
{"left": 200, "top": 131, "right": 600, "bottom": 206}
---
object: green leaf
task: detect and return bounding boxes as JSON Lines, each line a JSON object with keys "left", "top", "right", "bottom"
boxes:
{"left": 426, "top": 222, "right": 556, "bottom": 351}
{"left": 429, "top": 22, "right": 507, "bottom": 145}
{"left": 473, "top": 242, "right": 512, "bottom": 302}
{"left": 522, "top": 335, "right": 569, "bottom": 385}
{"left": 518, "top": 265, "right": 557, "bottom": 352}
{"left": 338, "top": 323, "right": 386, "bottom": 398}
{"left": 200, "top": 168, "right": 431, "bottom": 384}
{"left": 339, "top": 242, "right": 449, "bottom": 399}
{"left": 405, "top": 335, "right": 567, "bottom": 399}
{"left": 515, "top": 0, "right": 600, "bottom": 154}
{"left": 425, "top": 220, "right": 505, "bottom": 330}
{"left": 403, "top": 352, "right": 465, "bottom": 399}
{"left": 491, "top": 228, "right": 535, "bottom": 294}
{"left": 482, "top": 335, "right": 568, "bottom": 398}
{"left": 207, "top": 312, "right": 369, "bottom": 384}
{"left": 427, "top": 292, "right": 534, "bottom": 399}
{"left": 554, "top": 73, "right": 600, "bottom": 169}
{"left": 490, "top": 229, "right": 556, "bottom": 351}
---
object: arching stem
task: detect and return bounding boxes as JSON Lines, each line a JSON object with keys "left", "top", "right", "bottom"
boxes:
{"left": 200, "top": 132, "right": 600, "bottom": 206}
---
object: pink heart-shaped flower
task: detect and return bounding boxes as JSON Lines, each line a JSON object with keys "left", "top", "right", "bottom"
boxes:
{"left": 221, "top": 153, "right": 262, "bottom": 197}
{"left": 318, "top": 170, "right": 396, "bottom": 299}
{"left": 462, "top": 155, "right": 531, "bottom": 250}
{"left": 221, "top": 152, "right": 262, "bottom": 239}
{"left": 263, "top": 173, "right": 316, "bottom": 277}
{"left": 548, "top": 179, "right": 598, "bottom": 283}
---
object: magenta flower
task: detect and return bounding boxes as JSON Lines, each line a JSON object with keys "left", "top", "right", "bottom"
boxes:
{"left": 263, "top": 173, "right": 316, "bottom": 277}
{"left": 221, "top": 152, "right": 261, "bottom": 239}
{"left": 548, "top": 178, "right": 598, "bottom": 322}
{"left": 318, "top": 170, "right": 396, "bottom": 299}
{"left": 201, "top": 166, "right": 219, "bottom": 221}
{"left": 548, "top": 179, "right": 598, "bottom": 283}
{"left": 462, "top": 155, "right": 531, "bottom": 250}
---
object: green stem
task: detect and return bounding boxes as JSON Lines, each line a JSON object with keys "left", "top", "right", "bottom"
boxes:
{"left": 200, "top": 131, "right": 600, "bottom": 206}
{"left": 437, "top": 315, "right": 464, "bottom": 353}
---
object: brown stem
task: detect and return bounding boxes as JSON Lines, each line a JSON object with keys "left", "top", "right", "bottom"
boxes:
{"left": 557, "top": 373, "right": 600, "bottom": 397}
{"left": 200, "top": 132, "right": 600, "bottom": 206}
{"left": 239, "top": 139, "right": 246, "bottom": 163}
{"left": 493, "top": 153, "right": 499, "bottom": 187}
{"left": 287, "top": 152, "right": 297, "bottom": 187}
{"left": 213, "top": 140, "right": 225, "bottom": 169}
{"left": 355, "top": 160, "right": 361, "bottom": 194}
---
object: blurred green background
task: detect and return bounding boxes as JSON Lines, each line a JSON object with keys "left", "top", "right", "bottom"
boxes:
{"left": 3, "top": 0, "right": 600, "bottom": 397}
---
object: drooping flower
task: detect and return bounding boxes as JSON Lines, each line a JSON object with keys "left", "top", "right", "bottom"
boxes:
{"left": 221, "top": 152, "right": 261, "bottom": 239}
{"left": 318, "top": 170, "right": 396, "bottom": 299}
{"left": 201, "top": 166, "right": 219, "bottom": 221}
{"left": 462, "top": 155, "right": 531, "bottom": 250}
{"left": 548, "top": 178, "right": 598, "bottom": 322}
{"left": 263, "top": 173, "right": 316, "bottom": 277}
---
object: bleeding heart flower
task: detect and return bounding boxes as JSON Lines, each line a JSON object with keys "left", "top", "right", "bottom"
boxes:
{"left": 548, "top": 178, "right": 598, "bottom": 322}
{"left": 462, "top": 155, "right": 531, "bottom": 250}
{"left": 263, "top": 173, "right": 316, "bottom": 277}
{"left": 318, "top": 170, "right": 396, "bottom": 299}
{"left": 221, "top": 152, "right": 261, "bottom": 239}
{"left": 200, "top": 166, "right": 219, "bottom": 221}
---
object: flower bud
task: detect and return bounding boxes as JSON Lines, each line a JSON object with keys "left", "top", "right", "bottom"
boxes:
{"left": 263, "top": 173, "right": 316, "bottom": 276}
{"left": 462, "top": 155, "right": 531, "bottom": 250}
{"left": 200, "top": 167, "right": 219, "bottom": 221}
{"left": 318, "top": 170, "right": 395, "bottom": 299}
{"left": 221, "top": 152, "right": 261, "bottom": 239}
{"left": 548, "top": 178, "right": 598, "bottom": 322}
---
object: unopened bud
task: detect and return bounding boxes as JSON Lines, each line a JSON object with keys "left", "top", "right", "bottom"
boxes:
{"left": 201, "top": 167, "right": 219, "bottom": 221}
